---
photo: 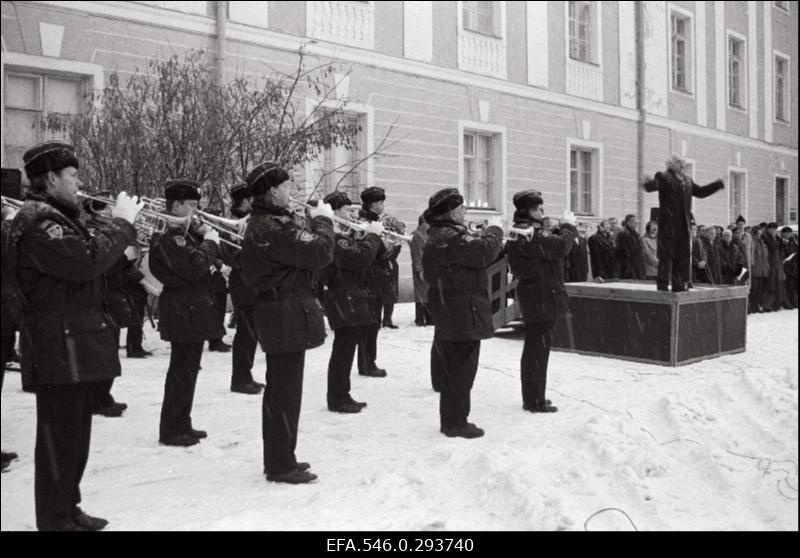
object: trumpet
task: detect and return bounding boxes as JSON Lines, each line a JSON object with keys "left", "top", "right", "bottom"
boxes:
{"left": 466, "top": 220, "right": 534, "bottom": 242}
{"left": 192, "top": 209, "right": 246, "bottom": 249}
{"left": 77, "top": 191, "right": 193, "bottom": 247}
{"left": 289, "top": 197, "right": 413, "bottom": 242}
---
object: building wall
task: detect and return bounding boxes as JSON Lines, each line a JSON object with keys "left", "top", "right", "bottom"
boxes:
{"left": 1, "top": 0, "right": 797, "bottom": 302}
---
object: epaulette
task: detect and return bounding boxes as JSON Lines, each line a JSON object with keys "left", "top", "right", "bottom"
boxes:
{"left": 39, "top": 219, "right": 64, "bottom": 238}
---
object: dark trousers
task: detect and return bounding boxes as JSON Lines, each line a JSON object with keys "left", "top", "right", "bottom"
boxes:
{"left": 430, "top": 336, "right": 445, "bottom": 391}
{"left": 126, "top": 292, "right": 147, "bottom": 352}
{"left": 327, "top": 325, "right": 367, "bottom": 406}
{"left": 382, "top": 303, "right": 394, "bottom": 325}
{"left": 231, "top": 305, "right": 257, "bottom": 387}
{"left": 434, "top": 338, "right": 481, "bottom": 429}
{"left": 357, "top": 299, "right": 381, "bottom": 373}
{"left": 262, "top": 351, "right": 305, "bottom": 476}
{"left": 159, "top": 342, "right": 204, "bottom": 440}
{"left": 34, "top": 382, "right": 94, "bottom": 530}
{"left": 211, "top": 292, "right": 227, "bottom": 343}
{"left": 94, "top": 329, "right": 119, "bottom": 409}
{"left": 749, "top": 277, "right": 765, "bottom": 311}
{"left": 415, "top": 302, "right": 433, "bottom": 325}
{"left": 657, "top": 255, "right": 691, "bottom": 292}
{"left": 521, "top": 321, "right": 554, "bottom": 407}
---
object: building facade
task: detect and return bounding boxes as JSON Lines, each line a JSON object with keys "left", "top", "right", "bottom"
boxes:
{"left": 2, "top": 1, "right": 797, "bottom": 300}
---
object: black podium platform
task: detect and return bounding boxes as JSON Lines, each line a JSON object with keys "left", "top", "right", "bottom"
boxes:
{"left": 552, "top": 281, "right": 749, "bottom": 366}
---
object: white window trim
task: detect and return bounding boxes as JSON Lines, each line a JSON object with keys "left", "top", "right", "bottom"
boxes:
{"left": 303, "top": 98, "right": 374, "bottom": 197}
{"left": 774, "top": 173, "right": 791, "bottom": 224}
{"left": 727, "top": 166, "right": 748, "bottom": 225}
{"left": 773, "top": 49, "right": 791, "bottom": 125}
{"left": 457, "top": 120, "right": 507, "bottom": 218}
{"left": 458, "top": 1, "right": 506, "bottom": 39}
{"left": 773, "top": 1, "right": 790, "bottom": 14}
{"left": 668, "top": 3, "right": 695, "bottom": 98}
{"left": 726, "top": 29, "right": 748, "bottom": 113}
{"left": 565, "top": 138, "right": 604, "bottom": 218}
{"left": 564, "top": 1, "right": 603, "bottom": 69}
{"left": 1, "top": 52, "right": 104, "bottom": 167}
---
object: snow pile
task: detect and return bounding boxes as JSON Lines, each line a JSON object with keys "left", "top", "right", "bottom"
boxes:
{"left": 1, "top": 305, "right": 797, "bottom": 531}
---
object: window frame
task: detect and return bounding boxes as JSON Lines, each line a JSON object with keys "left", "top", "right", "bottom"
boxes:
{"left": 773, "top": 1, "right": 790, "bottom": 14}
{"left": 727, "top": 167, "right": 748, "bottom": 225}
{"left": 774, "top": 174, "right": 790, "bottom": 225}
{"left": 668, "top": 4, "right": 694, "bottom": 96}
{"left": 462, "top": 0, "right": 498, "bottom": 37}
{"left": 726, "top": 30, "right": 747, "bottom": 111}
{"left": 303, "top": 98, "right": 374, "bottom": 203}
{"left": 565, "top": 138, "right": 604, "bottom": 218}
{"left": 773, "top": 50, "right": 791, "bottom": 125}
{"left": 567, "top": 0, "right": 597, "bottom": 64}
{"left": 457, "top": 120, "right": 507, "bottom": 218}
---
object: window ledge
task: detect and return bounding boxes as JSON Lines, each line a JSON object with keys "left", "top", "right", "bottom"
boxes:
{"left": 774, "top": 118, "right": 792, "bottom": 127}
{"left": 728, "top": 104, "right": 748, "bottom": 115}
{"left": 568, "top": 56, "right": 600, "bottom": 68}
{"left": 670, "top": 87, "right": 695, "bottom": 99}
{"left": 462, "top": 27, "right": 503, "bottom": 41}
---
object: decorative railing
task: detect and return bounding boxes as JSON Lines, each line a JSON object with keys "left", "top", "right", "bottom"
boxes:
{"left": 566, "top": 59, "right": 603, "bottom": 102}
{"left": 307, "top": 1, "right": 375, "bottom": 50}
{"left": 458, "top": 30, "right": 507, "bottom": 79}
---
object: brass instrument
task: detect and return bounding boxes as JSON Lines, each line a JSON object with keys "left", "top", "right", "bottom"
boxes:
{"left": 77, "top": 191, "right": 192, "bottom": 248}
{"left": 289, "top": 197, "right": 369, "bottom": 237}
{"left": 377, "top": 212, "right": 412, "bottom": 243}
{"left": 192, "top": 209, "right": 246, "bottom": 249}
{"left": 467, "top": 220, "right": 534, "bottom": 242}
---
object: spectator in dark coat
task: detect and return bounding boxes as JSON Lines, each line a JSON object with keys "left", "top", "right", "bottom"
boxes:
{"left": 565, "top": 223, "right": 589, "bottom": 282}
{"left": 780, "top": 227, "right": 798, "bottom": 309}
{"left": 691, "top": 224, "right": 708, "bottom": 284}
{"left": 423, "top": 188, "right": 503, "bottom": 439}
{"left": 717, "top": 229, "right": 745, "bottom": 285}
{"left": 643, "top": 154, "right": 724, "bottom": 291}
{"left": 749, "top": 225, "right": 770, "bottom": 312}
{"left": 507, "top": 191, "right": 577, "bottom": 414}
{"left": 761, "top": 223, "right": 785, "bottom": 311}
{"left": 408, "top": 214, "right": 432, "bottom": 325}
{"left": 700, "top": 226, "right": 721, "bottom": 284}
{"left": 615, "top": 214, "right": 646, "bottom": 280}
{"left": 588, "top": 219, "right": 616, "bottom": 280}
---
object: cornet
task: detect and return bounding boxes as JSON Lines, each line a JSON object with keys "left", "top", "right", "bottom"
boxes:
{"left": 192, "top": 209, "right": 246, "bottom": 249}
{"left": 466, "top": 220, "right": 534, "bottom": 242}
{"left": 77, "top": 191, "right": 193, "bottom": 247}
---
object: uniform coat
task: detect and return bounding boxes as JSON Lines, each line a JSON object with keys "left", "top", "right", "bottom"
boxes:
{"left": 241, "top": 199, "right": 335, "bottom": 354}
{"left": 149, "top": 227, "right": 223, "bottom": 343}
{"left": 565, "top": 235, "right": 589, "bottom": 283}
{"left": 9, "top": 193, "right": 136, "bottom": 389}
{"left": 588, "top": 232, "right": 616, "bottom": 279}
{"left": 615, "top": 228, "right": 646, "bottom": 280}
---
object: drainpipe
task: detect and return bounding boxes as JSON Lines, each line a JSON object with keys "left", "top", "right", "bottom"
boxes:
{"left": 216, "top": 1, "right": 227, "bottom": 87}
{"left": 635, "top": 1, "right": 646, "bottom": 232}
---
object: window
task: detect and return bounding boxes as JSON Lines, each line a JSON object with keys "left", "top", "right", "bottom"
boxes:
{"left": 775, "top": 177, "right": 788, "bottom": 224}
{"left": 775, "top": 54, "right": 790, "bottom": 122}
{"left": 4, "top": 71, "right": 85, "bottom": 169}
{"left": 463, "top": 131, "right": 494, "bottom": 209}
{"left": 319, "top": 113, "right": 365, "bottom": 202}
{"left": 729, "top": 171, "right": 745, "bottom": 222}
{"left": 671, "top": 12, "right": 692, "bottom": 92}
{"left": 569, "top": 148, "right": 594, "bottom": 215}
{"left": 728, "top": 36, "right": 745, "bottom": 109}
{"left": 568, "top": 1, "right": 594, "bottom": 63}
{"left": 462, "top": 1, "right": 494, "bottom": 35}
{"left": 774, "top": 1, "right": 789, "bottom": 13}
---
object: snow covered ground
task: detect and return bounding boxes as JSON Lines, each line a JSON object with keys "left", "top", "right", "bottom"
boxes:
{"left": 1, "top": 304, "right": 797, "bottom": 531}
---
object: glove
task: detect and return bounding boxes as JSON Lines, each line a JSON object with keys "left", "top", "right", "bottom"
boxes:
{"left": 112, "top": 192, "right": 144, "bottom": 225}
{"left": 485, "top": 215, "right": 503, "bottom": 228}
{"left": 203, "top": 229, "right": 220, "bottom": 245}
{"left": 561, "top": 209, "right": 577, "bottom": 226}
{"left": 365, "top": 221, "right": 384, "bottom": 236}
{"left": 124, "top": 245, "right": 139, "bottom": 261}
{"left": 310, "top": 202, "right": 334, "bottom": 220}
{"left": 235, "top": 215, "right": 249, "bottom": 235}
{"left": 697, "top": 261, "right": 706, "bottom": 269}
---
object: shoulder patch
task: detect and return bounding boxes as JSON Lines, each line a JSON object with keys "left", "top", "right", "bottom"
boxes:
{"left": 40, "top": 220, "right": 63, "bottom": 239}
{"left": 337, "top": 238, "right": 351, "bottom": 249}
{"left": 297, "top": 230, "right": 315, "bottom": 243}
{"left": 173, "top": 235, "right": 187, "bottom": 247}
{"left": 274, "top": 215, "right": 292, "bottom": 224}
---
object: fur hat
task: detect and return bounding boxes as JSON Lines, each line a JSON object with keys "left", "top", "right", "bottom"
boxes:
{"left": 23, "top": 142, "right": 79, "bottom": 180}
{"left": 360, "top": 186, "right": 386, "bottom": 206}
{"left": 246, "top": 161, "right": 290, "bottom": 196}
{"left": 323, "top": 191, "right": 352, "bottom": 210}
{"left": 427, "top": 188, "right": 464, "bottom": 217}
{"left": 164, "top": 179, "right": 201, "bottom": 201}
{"left": 512, "top": 189, "right": 544, "bottom": 211}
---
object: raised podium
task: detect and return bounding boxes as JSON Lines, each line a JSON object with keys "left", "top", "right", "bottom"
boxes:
{"left": 552, "top": 281, "right": 749, "bottom": 366}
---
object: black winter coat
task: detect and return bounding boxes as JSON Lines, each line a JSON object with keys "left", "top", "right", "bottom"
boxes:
{"left": 148, "top": 226, "right": 223, "bottom": 343}
{"left": 588, "top": 232, "right": 615, "bottom": 279}
{"left": 507, "top": 215, "right": 577, "bottom": 324}
{"left": 422, "top": 219, "right": 503, "bottom": 341}
{"left": 717, "top": 240, "right": 745, "bottom": 284}
{"left": 323, "top": 230, "right": 383, "bottom": 330}
{"left": 644, "top": 170, "right": 724, "bottom": 258}
{"left": 241, "top": 199, "right": 334, "bottom": 354}
{"left": 220, "top": 243, "right": 258, "bottom": 308}
{"left": 615, "top": 228, "right": 646, "bottom": 280}
{"left": 8, "top": 193, "right": 136, "bottom": 389}
{"left": 565, "top": 235, "right": 589, "bottom": 283}
{"left": 359, "top": 209, "right": 399, "bottom": 304}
